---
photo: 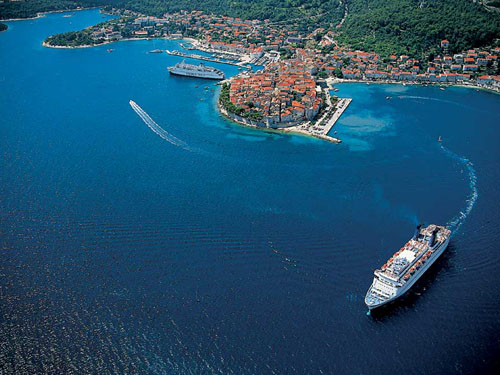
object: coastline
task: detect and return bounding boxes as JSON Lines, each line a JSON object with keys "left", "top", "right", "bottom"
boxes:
{"left": 218, "top": 102, "right": 342, "bottom": 144}
{"left": 42, "top": 36, "right": 184, "bottom": 49}
{"left": 0, "top": 7, "right": 99, "bottom": 22}
{"left": 42, "top": 36, "right": 194, "bottom": 49}
{"left": 327, "top": 77, "right": 500, "bottom": 96}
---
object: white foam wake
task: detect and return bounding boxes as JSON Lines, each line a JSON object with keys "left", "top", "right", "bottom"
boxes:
{"left": 397, "top": 95, "right": 458, "bottom": 106}
{"left": 129, "top": 100, "right": 189, "bottom": 149}
{"left": 440, "top": 144, "right": 478, "bottom": 235}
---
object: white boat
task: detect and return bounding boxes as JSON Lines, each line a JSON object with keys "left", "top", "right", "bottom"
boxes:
{"left": 365, "top": 224, "right": 451, "bottom": 310}
{"left": 167, "top": 60, "right": 224, "bottom": 80}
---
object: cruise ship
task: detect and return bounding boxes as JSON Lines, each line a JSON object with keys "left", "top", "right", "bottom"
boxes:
{"left": 167, "top": 60, "right": 225, "bottom": 80}
{"left": 365, "top": 224, "right": 451, "bottom": 310}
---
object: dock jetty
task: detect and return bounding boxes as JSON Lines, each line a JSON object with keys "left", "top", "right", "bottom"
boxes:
{"left": 283, "top": 95, "right": 351, "bottom": 143}
{"left": 166, "top": 50, "right": 251, "bottom": 69}
{"left": 316, "top": 98, "right": 352, "bottom": 136}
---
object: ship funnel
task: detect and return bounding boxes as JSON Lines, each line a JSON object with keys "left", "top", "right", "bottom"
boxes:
{"left": 428, "top": 227, "right": 439, "bottom": 247}
{"left": 413, "top": 223, "right": 423, "bottom": 240}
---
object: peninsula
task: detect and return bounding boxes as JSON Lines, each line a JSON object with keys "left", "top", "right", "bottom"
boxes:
{"left": 218, "top": 57, "right": 346, "bottom": 143}
{"left": 29, "top": 1, "right": 500, "bottom": 141}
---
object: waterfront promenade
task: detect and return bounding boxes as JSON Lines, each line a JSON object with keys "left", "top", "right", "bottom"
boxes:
{"left": 284, "top": 97, "right": 351, "bottom": 143}
{"left": 316, "top": 98, "right": 352, "bottom": 135}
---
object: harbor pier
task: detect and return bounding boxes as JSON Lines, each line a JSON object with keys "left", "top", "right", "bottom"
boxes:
{"left": 166, "top": 50, "right": 251, "bottom": 69}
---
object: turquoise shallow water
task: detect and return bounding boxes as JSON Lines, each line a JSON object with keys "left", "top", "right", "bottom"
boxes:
{"left": 1, "top": 9, "right": 500, "bottom": 374}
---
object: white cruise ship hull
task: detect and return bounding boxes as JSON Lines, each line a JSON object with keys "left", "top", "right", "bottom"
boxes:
{"left": 366, "top": 236, "right": 450, "bottom": 310}
{"left": 168, "top": 68, "right": 224, "bottom": 80}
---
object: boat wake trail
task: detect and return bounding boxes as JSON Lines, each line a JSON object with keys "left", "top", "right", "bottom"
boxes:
{"left": 440, "top": 144, "right": 478, "bottom": 235}
{"left": 397, "top": 95, "right": 459, "bottom": 106}
{"left": 129, "top": 100, "right": 190, "bottom": 150}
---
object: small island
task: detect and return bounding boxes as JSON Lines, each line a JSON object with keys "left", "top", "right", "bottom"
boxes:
{"left": 0, "top": 23, "right": 7, "bottom": 32}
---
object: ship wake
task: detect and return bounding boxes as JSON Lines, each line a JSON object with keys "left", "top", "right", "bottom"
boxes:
{"left": 397, "top": 95, "right": 459, "bottom": 106}
{"left": 129, "top": 100, "right": 189, "bottom": 150}
{"left": 440, "top": 144, "right": 478, "bottom": 235}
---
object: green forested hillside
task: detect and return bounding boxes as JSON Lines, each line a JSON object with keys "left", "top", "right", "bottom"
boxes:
{"left": 120, "top": 0, "right": 341, "bottom": 22}
{"left": 339, "top": 0, "right": 500, "bottom": 56}
{"left": 46, "top": 28, "right": 98, "bottom": 45}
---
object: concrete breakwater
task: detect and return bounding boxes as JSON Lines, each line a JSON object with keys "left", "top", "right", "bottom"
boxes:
{"left": 315, "top": 98, "right": 352, "bottom": 135}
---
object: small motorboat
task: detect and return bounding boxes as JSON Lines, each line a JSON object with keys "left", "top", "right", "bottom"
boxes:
{"left": 438, "top": 135, "right": 442, "bottom": 142}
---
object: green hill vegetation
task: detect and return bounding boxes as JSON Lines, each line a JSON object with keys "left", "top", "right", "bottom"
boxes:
{"left": 45, "top": 28, "right": 98, "bottom": 46}
{"left": 339, "top": 0, "right": 500, "bottom": 57}
{"left": 116, "top": 0, "right": 343, "bottom": 27}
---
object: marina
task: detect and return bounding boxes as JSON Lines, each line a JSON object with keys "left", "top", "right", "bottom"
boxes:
{"left": 166, "top": 49, "right": 251, "bottom": 69}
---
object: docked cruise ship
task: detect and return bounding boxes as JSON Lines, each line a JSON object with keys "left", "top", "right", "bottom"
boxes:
{"left": 167, "top": 60, "right": 225, "bottom": 80}
{"left": 365, "top": 224, "right": 451, "bottom": 310}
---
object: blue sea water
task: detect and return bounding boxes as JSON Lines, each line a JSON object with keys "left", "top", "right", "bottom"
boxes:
{"left": 1, "top": 9, "right": 500, "bottom": 374}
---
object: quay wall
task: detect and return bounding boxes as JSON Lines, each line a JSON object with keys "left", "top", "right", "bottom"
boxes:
{"left": 218, "top": 104, "right": 305, "bottom": 129}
